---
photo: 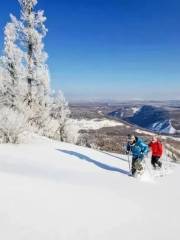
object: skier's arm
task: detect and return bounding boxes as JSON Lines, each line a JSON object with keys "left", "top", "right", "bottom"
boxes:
{"left": 140, "top": 142, "right": 149, "bottom": 155}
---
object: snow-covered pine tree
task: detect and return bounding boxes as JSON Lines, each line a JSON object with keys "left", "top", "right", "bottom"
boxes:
{"left": 0, "top": 17, "right": 26, "bottom": 111}
{"left": 13, "top": 0, "right": 52, "bottom": 132}
{"left": 50, "top": 90, "right": 71, "bottom": 141}
{"left": 0, "top": 16, "right": 29, "bottom": 144}
{"left": 17, "top": 0, "right": 50, "bottom": 107}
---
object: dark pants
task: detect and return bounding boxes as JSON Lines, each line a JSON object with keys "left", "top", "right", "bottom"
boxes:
{"left": 151, "top": 156, "right": 162, "bottom": 168}
{"left": 131, "top": 156, "right": 143, "bottom": 175}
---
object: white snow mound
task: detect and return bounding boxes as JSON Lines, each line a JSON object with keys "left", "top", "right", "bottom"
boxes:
{"left": 0, "top": 137, "right": 179, "bottom": 240}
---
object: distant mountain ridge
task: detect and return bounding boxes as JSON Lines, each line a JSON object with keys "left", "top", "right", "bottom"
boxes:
{"left": 108, "top": 105, "right": 177, "bottom": 134}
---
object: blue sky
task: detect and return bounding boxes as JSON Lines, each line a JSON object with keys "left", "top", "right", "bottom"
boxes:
{"left": 0, "top": 0, "right": 180, "bottom": 101}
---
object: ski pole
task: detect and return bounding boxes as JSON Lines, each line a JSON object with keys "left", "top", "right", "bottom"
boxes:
{"left": 162, "top": 144, "right": 168, "bottom": 173}
{"left": 128, "top": 153, "right": 131, "bottom": 173}
{"left": 143, "top": 155, "right": 153, "bottom": 177}
{"left": 163, "top": 144, "right": 169, "bottom": 170}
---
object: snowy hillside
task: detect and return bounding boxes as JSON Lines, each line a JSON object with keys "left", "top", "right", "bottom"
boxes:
{"left": 108, "top": 105, "right": 178, "bottom": 135}
{"left": 130, "top": 106, "right": 177, "bottom": 134}
{"left": 150, "top": 120, "right": 176, "bottom": 134}
{"left": 67, "top": 118, "right": 124, "bottom": 132}
{"left": 0, "top": 137, "right": 179, "bottom": 240}
{"left": 65, "top": 118, "right": 124, "bottom": 143}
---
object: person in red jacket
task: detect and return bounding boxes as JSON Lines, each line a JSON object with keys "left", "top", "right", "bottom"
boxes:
{"left": 149, "top": 136, "right": 163, "bottom": 169}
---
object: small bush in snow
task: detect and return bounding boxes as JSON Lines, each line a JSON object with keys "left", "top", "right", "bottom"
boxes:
{"left": 0, "top": 108, "right": 28, "bottom": 143}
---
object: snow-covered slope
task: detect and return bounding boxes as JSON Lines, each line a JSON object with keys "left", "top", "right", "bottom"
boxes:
{"left": 150, "top": 120, "right": 176, "bottom": 134}
{"left": 65, "top": 118, "right": 124, "bottom": 143}
{"left": 0, "top": 137, "right": 179, "bottom": 240}
{"left": 111, "top": 105, "right": 178, "bottom": 135}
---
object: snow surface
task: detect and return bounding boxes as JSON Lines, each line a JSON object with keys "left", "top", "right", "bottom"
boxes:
{"left": 65, "top": 118, "right": 124, "bottom": 143}
{"left": 68, "top": 118, "right": 124, "bottom": 130}
{"left": 131, "top": 107, "right": 140, "bottom": 114}
{"left": 0, "top": 137, "right": 179, "bottom": 240}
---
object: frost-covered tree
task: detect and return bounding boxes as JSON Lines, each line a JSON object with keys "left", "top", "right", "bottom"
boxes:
{"left": 50, "top": 90, "right": 70, "bottom": 141}
{"left": 0, "top": 17, "right": 26, "bottom": 111}
{"left": 0, "top": 19, "right": 29, "bottom": 144}
{"left": 17, "top": 0, "right": 50, "bottom": 106}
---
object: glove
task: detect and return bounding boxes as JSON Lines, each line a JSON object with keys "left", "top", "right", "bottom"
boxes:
{"left": 126, "top": 151, "right": 130, "bottom": 155}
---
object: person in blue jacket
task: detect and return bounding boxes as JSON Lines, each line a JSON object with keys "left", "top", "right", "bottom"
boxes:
{"left": 126, "top": 134, "right": 148, "bottom": 176}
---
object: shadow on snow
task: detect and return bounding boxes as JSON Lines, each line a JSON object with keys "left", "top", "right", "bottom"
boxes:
{"left": 57, "top": 149, "right": 129, "bottom": 176}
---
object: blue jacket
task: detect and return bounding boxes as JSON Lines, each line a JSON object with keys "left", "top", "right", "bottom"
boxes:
{"left": 127, "top": 137, "right": 148, "bottom": 158}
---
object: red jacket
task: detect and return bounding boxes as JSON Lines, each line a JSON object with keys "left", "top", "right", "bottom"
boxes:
{"left": 149, "top": 141, "right": 163, "bottom": 157}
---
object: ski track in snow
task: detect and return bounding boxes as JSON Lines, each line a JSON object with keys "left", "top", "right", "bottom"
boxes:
{"left": 0, "top": 137, "right": 179, "bottom": 240}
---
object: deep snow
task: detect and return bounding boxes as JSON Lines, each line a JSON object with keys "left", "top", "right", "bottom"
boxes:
{"left": 0, "top": 137, "right": 179, "bottom": 240}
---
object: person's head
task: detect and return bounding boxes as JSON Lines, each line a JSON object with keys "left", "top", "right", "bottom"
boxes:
{"left": 152, "top": 135, "right": 158, "bottom": 143}
{"left": 128, "top": 134, "right": 136, "bottom": 145}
